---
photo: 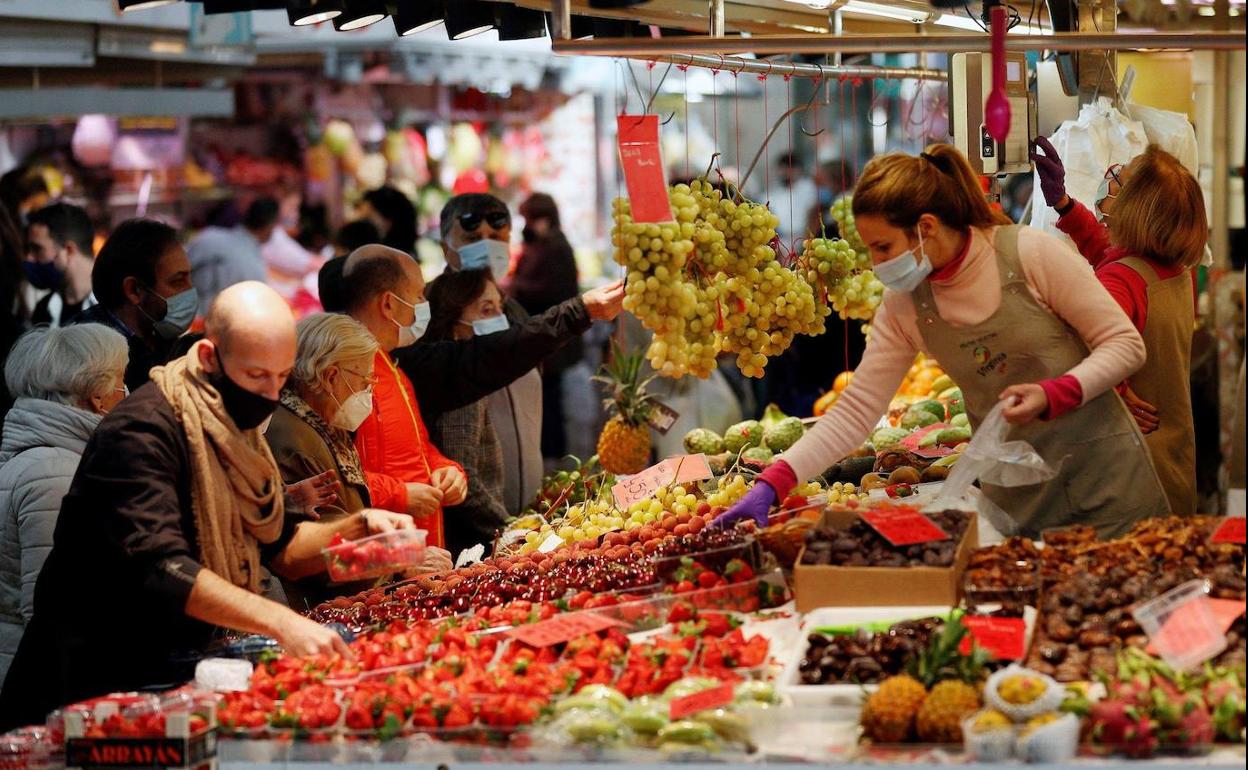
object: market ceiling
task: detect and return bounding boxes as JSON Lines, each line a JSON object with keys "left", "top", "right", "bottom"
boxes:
{"left": 104, "top": 0, "right": 1248, "bottom": 40}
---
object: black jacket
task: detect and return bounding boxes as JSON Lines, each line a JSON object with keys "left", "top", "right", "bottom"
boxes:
{"left": 0, "top": 384, "right": 295, "bottom": 729}
{"left": 73, "top": 305, "right": 199, "bottom": 392}
{"left": 397, "top": 295, "right": 591, "bottom": 421}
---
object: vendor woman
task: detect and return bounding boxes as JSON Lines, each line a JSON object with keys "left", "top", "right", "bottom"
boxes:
{"left": 717, "top": 143, "right": 1169, "bottom": 538}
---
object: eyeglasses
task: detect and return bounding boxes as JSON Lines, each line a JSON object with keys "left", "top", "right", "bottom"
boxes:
{"left": 458, "top": 210, "right": 511, "bottom": 233}
{"left": 1104, "top": 163, "right": 1124, "bottom": 185}
{"left": 340, "top": 367, "right": 378, "bottom": 388}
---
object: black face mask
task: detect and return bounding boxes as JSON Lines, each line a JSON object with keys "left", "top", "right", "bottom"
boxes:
{"left": 212, "top": 350, "right": 279, "bottom": 431}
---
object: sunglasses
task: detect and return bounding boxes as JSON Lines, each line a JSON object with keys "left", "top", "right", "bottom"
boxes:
{"left": 458, "top": 210, "right": 511, "bottom": 233}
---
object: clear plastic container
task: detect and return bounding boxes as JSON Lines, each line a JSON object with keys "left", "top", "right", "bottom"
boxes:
{"left": 650, "top": 540, "right": 759, "bottom": 585}
{"left": 1131, "top": 579, "right": 1227, "bottom": 672}
{"left": 322, "top": 528, "right": 428, "bottom": 583}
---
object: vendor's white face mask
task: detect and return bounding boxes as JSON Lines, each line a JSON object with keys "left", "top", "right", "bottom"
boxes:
{"left": 874, "top": 230, "right": 933, "bottom": 293}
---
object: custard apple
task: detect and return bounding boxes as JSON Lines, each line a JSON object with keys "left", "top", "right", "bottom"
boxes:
{"left": 723, "top": 420, "right": 764, "bottom": 454}
{"left": 683, "top": 428, "right": 725, "bottom": 455}
{"left": 763, "top": 416, "right": 804, "bottom": 453}
{"left": 741, "top": 445, "right": 774, "bottom": 464}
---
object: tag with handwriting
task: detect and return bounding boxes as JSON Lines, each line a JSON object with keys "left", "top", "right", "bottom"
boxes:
{"left": 647, "top": 401, "right": 680, "bottom": 435}
{"left": 959, "top": 615, "right": 1027, "bottom": 660}
{"left": 612, "top": 455, "right": 712, "bottom": 510}
{"left": 506, "top": 612, "right": 621, "bottom": 648}
{"left": 617, "top": 115, "right": 673, "bottom": 223}
{"left": 860, "top": 507, "right": 950, "bottom": 546}
{"left": 1210, "top": 516, "right": 1246, "bottom": 545}
{"left": 669, "top": 683, "right": 735, "bottom": 720}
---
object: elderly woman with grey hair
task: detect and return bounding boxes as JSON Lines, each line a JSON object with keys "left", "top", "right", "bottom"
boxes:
{"left": 0, "top": 324, "right": 128, "bottom": 683}
{"left": 265, "top": 313, "right": 452, "bottom": 609}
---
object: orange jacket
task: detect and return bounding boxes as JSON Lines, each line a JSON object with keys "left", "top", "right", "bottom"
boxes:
{"left": 354, "top": 350, "right": 463, "bottom": 547}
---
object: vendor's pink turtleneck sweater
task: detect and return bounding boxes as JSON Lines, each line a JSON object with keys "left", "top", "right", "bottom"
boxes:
{"left": 778, "top": 225, "right": 1146, "bottom": 485}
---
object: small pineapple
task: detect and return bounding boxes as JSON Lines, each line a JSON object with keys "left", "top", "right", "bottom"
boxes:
{"left": 909, "top": 617, "right": 990, "bottom": 744}
{"left": 916, "top": 680, "right": 982, "bottom": 743}
{"left": 861, "top": 675, "right": 927, "bottom": 743}
{"left": 593, "top": 343, "right": 657, "bottom": 475}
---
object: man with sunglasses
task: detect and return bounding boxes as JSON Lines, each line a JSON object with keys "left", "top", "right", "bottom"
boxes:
{"left": 433, "top": 194, "right": 554, "bottom": 518}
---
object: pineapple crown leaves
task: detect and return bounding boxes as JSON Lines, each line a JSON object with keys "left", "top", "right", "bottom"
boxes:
{"left": 904, "top": 615, "right": 989, "bottom": 689}
{"left": 592, "top": 342, "right": 658, "bottom": 427}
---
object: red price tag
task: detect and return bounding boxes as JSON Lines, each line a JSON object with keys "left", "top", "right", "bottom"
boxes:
{"left": 1210, "top": 516, "right": 1246, "bottom": 545}
{"left": 669, "top": 683, "right": 735, "bottom": 720}
{"left": 959, "top": 615, "right": 1027, "bottom": 660}
{"left": 506, "top": 612, "right": 621, "bottom": 648}
{"left": 1146, "top": 598, "right": 1244, "bottom": 656}
{"left": 617, "top": 115, "right": 673, "bottom": 223}
{"left": 860, "top": 507, "right": 950, "bottom": 546}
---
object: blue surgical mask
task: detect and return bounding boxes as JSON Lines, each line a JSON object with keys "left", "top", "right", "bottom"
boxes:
{"left": 152, "top": 287, "right": 200, "bottom": 340}
{"left": 873, "top": 230, "right": 933, "bottom": 293}
{"left": 457, "top": 238, "right": 511, "bottom": 278}
{"left": 389, "top": 293, "right": 431, "bottom": 347}
{"left": 462, "top": 313, "right": 510, "bottom": 337}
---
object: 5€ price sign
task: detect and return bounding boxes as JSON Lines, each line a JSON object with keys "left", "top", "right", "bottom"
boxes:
{"left": 859, "top": 507, "right": 950, "bottom": 547}
{"left": 617, "top": 115, "right": 674, "bottom": 224}
{"left": 612, "top": 454, "right": 713, "bottom": 510}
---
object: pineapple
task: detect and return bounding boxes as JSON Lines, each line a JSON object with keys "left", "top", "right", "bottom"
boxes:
{"left": 910, "top": 618, "right": 989, "bottom": 744}
{"left": 593, "top": 344, "right": 657, "bottom": 475}
{"left": 862, "top": 675, "right": 927, "bottom": 743}
{"left": 916, "top": 680, "right": 982, "bottom": 743}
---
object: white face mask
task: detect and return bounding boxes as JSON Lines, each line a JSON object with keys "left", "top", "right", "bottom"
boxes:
{"left": 388, "top": 292, "right": 431, "bottom": 347}
{"left": 331, "top": 385, "right": 374, "bottom": 432}
{"left": 873, "top": 229, "right": 933, "bottom": 293}
{"left": 457, "top": 238, "right": 511, "bottom": 278}
{"left": 460, "top": 313, "right": 510, "bottom": 336}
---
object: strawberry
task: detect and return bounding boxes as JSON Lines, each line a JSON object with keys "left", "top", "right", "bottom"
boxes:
{"left": 723, "top": 558, "right": 754, "bottom": 582}
{"left": 667, "top": 602, "right": 695, "bottom": 624}
{"left": 697, "top": 570, "right": 720, "bottom": 590}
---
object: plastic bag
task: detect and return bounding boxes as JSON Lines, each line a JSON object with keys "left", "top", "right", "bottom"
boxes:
{"left": 1030, "top": 98, "right": 1147, "bottom": 242}
{"left": 928, "top": 401, "right": 1058, "bottom": 535}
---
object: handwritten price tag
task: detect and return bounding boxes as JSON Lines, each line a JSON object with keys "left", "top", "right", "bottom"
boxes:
{"left": 617, "top": 115, "right": 673, "bottom": 223}
{"left": 1210, "top": 516, "right": 1246, "bottom": 545}
{"left": 506, "top": 612, "right": 621, "bottom": 648}
{"left": 860, "top": 507, "right": 950, "bottom": 546}
{"left": 959, "top": 615, "right": 1027, "bottom": 660}
{"left": 612, "top": 455, "right": 713, "bottom": 510}
{"left": 669, "top": 683, "right": 735, "bottom": 720}
{"left": 1133, "top": 580, "right": 1228, "bottom": 671}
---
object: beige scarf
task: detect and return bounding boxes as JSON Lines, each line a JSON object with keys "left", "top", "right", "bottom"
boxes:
{"left": 152, "top": 341, "right": 285, "bottom": 593}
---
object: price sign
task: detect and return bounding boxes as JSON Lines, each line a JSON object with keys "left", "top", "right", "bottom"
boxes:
{"left": 506, "top": 612, "right": 622, "bottom": 648}
{"left": 617, "top": 115, "right": 674, "bottom": 223}
{"left": 860, "top": 507, "right": 950, "bottom": 546}
{"left": 1133, "top": 580, "right": 1229, "bottom": 671}
{"left": 612, "top": 455, "right": 713, "bottom": 510}
{"left": 1210, "top": 516, "right": 1246, "bottom": 545}
{"left": 959, "top": 615, "right": 1027, "bottom": 660}
{"left": 669, "top": 683, "right": 735, "bottom": 720}
{"left": 537, "top": 533, "right": 565, "bottom": 554}
{"left": 647, "top": 400, "right": 681, "bottom": 435}
{"left": 1145, "top": 598, "right": 1244, "bottom": 656}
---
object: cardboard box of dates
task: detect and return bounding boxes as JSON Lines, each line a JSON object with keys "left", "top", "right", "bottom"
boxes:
{"left": 792, "top": 505, "right": 978, "bottom": 611}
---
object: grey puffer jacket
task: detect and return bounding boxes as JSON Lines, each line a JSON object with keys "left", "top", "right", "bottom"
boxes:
{"left": 0, "top": 398, "right": 101, "bottom": 685}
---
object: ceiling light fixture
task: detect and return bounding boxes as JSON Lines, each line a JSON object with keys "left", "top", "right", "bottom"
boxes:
{"left": 445, "top": 1, "right": 495, "bottom": 40}
{"left": 333, "top": 0, "right": 388, "bottom": 30}
{"left": 497, "top": 6, "right": 547, "bottom": 41}
{"left": 118, "top": 0, "right": 181, "bottom": 10}
{"left": 392, "top": 0, "right": 444, "bottom": 36}
{"left": 287, "top": 0, "right": 343, "bottom": 26}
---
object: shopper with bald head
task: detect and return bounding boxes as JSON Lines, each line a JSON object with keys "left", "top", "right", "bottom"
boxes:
{"left": 0, "top": 282, "right": 413, "bottom": 729}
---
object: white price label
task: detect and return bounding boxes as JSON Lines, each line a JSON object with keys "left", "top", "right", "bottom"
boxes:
{"left": 537, "top": 534, "right": 565, "bottom": 554}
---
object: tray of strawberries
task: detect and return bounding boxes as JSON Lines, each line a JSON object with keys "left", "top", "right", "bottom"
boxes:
{"left": 322, "top": 529, "right": 428, "bottom": 583}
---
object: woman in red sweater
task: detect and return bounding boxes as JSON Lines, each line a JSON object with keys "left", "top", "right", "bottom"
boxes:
{"left": 1032, "top": 140, "right": 1203, "bottom": 516}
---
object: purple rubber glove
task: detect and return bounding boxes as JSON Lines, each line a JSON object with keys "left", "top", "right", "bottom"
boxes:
{"left": 1029, "top": 136, "right": 1067, "bottom": 208}
{"left": 712, "top": 482, "right": 777, "bottom": 530}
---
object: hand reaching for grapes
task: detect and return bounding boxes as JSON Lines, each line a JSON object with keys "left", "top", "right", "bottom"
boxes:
{"left": 712, "top": 483, "right": 777, "bottom": 530}
{"left": 582, "top": 280, "right": 625, "bottom": 321}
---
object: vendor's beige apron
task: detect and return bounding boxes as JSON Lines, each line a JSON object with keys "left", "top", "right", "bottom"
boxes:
{"left": 912, "top": 226, "right": 1169, "bottom": 538}
{"left": 1118, "top": 257, "right": 1196, "bottom": 517}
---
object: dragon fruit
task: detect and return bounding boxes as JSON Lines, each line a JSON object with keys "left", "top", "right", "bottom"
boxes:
{"left": 1203, "top": 666, "right": 1246, "bottom": 742}
{"left": 1149, "top": 688, "right": 1215, "bottom": 751}
{"left": 1088, "top": 699, "right": 1160, "bottom": 758}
